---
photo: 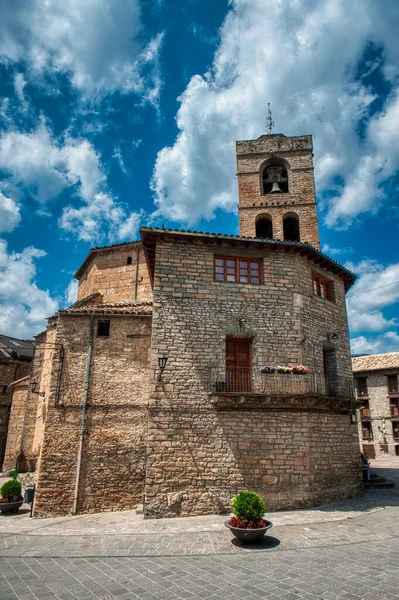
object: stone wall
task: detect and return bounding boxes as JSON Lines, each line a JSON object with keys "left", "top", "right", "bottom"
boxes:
{"left": 236, "top": 134, "right": 320, "bottom": 248}
{"left": 355, "top": 371, "right": 399, "bottom": 458}
{"left": 0, "top": 361, "right": 32, "bottom": 471}
{"left": 77, "top": 243, "right": 152, "bottom": 303}
{"left": 34, "top": 313, "right": 151, "bottom": 517}
{"left": 2, "top": 331, "right": 51, "bottom": 474}
{"left": 144, "top": 238, "right": 362, "bottom": 518}
{"left": 2, "top": 379, "right": 29, "bottom": 473}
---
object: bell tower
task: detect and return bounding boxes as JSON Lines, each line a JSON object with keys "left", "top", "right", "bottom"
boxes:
{"left": 236, "top": 133, "right": 320, "bottom": 249}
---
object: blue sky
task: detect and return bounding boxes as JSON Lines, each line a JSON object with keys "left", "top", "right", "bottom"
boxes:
{"left": 0, "top": 0, "right": 398, "bottom": 355}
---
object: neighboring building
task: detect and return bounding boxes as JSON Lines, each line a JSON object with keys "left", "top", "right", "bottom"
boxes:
{"left": 0, "top": 334, "right": 34, "bottom": 469}
{"left": 5, "top": 132, "right": 363, "bottom": 518}
{"left": 353, "top": 353, "right": 399, "bottom": 459}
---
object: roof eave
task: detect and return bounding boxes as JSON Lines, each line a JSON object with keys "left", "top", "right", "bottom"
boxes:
{"left": 139, "top": 227, "right": 356, "bottom": 291}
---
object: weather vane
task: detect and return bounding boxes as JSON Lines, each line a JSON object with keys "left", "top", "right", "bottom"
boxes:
{"left": 265, "top": 103, "right": 274, "bottom": 135}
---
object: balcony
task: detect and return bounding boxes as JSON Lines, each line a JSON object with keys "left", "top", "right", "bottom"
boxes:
{"left": 209, "top": 366, "right": 355, "bottom": 399}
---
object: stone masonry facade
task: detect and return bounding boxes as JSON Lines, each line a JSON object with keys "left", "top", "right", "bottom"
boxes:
{"left": 143, "top": 233, "right": 360, "bottom": 517}
{"left": 237, "top": 134, "right": 320, "bottom": 248}
{"left": 353, "top": 354, "right": 399, "bottom": 459}
{"left": 0, "top": 336, "right": 33, "bottom": 471}
{"left": 4, "top": 130, "right": 363, "bottom": 518}
{"left": 77, "top": 242, "right": 152, "bottom": 303}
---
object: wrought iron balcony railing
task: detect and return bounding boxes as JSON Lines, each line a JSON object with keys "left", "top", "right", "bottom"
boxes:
{"left": 209, "top": 366, "right": 355, "bottom": 398}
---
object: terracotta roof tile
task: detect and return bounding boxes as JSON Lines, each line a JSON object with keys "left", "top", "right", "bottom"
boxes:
{"left": 352, "top": 352, "right": 399, "bottom": 373}
{"left": 59, "top": 300, "right": 152, "bottom": 316}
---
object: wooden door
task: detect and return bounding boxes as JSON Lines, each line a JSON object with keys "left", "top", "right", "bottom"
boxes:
{"left": 226, "top": 339, "right": 251, "bottom": 392}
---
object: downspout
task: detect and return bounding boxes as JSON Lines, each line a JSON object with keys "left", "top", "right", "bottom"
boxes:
{"left": 72, "top": 315, "right": 94, "bottom": 515}
{"left": 134, "top": 245, "right": 140, "bottom": 300}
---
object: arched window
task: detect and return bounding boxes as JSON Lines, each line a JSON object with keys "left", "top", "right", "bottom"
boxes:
{"left": 255, "top": 214, "right": 273, "bottom": 239}
{"left": 283, "top": 213, "right": 300, "bottom": 242}
{"left": 126, "top": 256, "right": 132, "bottom": 265}
{"left": 262, "top": 163, "right": 288, "bottom": 194}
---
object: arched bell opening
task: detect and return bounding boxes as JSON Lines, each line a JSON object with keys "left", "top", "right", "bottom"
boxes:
{"left": 255, "top": 214, "right": 273, "bottom": 239}
{"left": 261, "top": 160, "right": 289, "bottom": 195}
{"left": 283, "top": 213, "right": 300, "bottom": 242}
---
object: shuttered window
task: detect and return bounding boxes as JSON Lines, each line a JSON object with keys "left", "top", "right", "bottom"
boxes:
{"left": 312, "top": 272, "right": 333, "bottom": 301}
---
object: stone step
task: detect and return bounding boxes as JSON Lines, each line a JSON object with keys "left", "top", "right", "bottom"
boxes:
{"left": 365, "top": 478, "right": 395, "bottom": 489}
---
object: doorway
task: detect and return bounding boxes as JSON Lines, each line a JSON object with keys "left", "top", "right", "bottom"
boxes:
{"left": 226, "top": 338, "right": 252, "bottom": 392}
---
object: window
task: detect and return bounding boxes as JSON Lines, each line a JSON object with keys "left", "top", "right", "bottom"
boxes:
{"left": 255, "top": 215, "right": 273, "bottom": 239}
{"left": 214, "top": 257, "right": 262, "bottom": 284}
{"left": 390, "top": 398, "right": 399, "bottom": 416}
{"left": 387, "top": 374, "right": 398, "bottom": 393}
{"left": 360, "top": 400, "right": 370, "bottom": 418}
{"left": 363, "top": 444, "right": 375, "bottom": 459}
{"left": 355, "top": 377, "right": 368, "bottom": 398}
{"left": 126, "top": 256, "right": 132, "bottom": 265}
{"left": 362, "top": 421, "right": 373, "bottom": 440}
{"left": 283, "top": 213, "right": 300, "bottom": 242}
{"left": 312, "top": 273, "right": 333, "bottom": 301}
{"left": 262, "top": 164, "right": 288, "bottom": 194}
{"left": 97, "top": 320, "right": 110, "bottom": 337}
{"left": 323, "top": 348, "right": 339, "bottom": 396}
{"left": 392, "top": 421, "right": 399, "bottom": 440}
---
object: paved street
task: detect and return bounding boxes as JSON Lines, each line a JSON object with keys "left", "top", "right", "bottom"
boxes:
{"left": 0, "top": 458, "right": 399, "bottom": 599}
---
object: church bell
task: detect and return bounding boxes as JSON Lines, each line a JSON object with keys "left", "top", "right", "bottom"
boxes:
{"left": 270, "top": 182, "right": 283, "bottom": 193}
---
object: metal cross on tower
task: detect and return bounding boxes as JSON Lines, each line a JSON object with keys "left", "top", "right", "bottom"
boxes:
{"left": 265, "top": 103, "right": 274, "bottom": 135}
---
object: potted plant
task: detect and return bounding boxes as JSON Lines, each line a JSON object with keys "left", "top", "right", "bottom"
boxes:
{"left": 225, "top": 491, "right": 272, "bottom": 543}
{"left": 277, "top": 365, "right": 292, "bottom": 374}
{"left": 292, "top": 365, "right": 310, "bottom": 375}
{"left": 0, "top": 472, "right": 23, "bottom": 513}
{"left": 260, "top": 365, "right": 277, "bottom": 374}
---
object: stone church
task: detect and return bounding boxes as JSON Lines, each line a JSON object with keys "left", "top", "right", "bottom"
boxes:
{"left": 3, "top": 132, "right": 363, "bottom": 518}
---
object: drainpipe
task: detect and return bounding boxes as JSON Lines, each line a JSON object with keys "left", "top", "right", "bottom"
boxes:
{"left": 134, "top": 245, "right": 140, "bottom": 300}
{"left": 72, "top": 315, "right": 94, "bottom": 515}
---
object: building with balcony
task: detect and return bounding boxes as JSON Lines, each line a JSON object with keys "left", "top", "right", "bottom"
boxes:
{"left": 353, "top": 353, "right": 399, "bottom": 459}
{"left": 5, "top": 131, "right": 363, "bottom": 518}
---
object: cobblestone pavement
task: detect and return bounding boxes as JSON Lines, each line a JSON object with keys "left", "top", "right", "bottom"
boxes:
{"left": 0, "top": 458, "right": 398, "bottom": 599}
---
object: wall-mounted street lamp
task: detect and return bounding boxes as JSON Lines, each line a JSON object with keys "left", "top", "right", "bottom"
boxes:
{"left": 157, "top": 353, "right": 168, "bottom": 381}
{"left": 29, "top": 380, "right": 45, "bottom": 397}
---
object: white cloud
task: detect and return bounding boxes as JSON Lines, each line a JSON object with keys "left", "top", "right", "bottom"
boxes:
{"left": 59, "top": 192, "right": 143, "bottom": 243}
{"left": 113, "top": 146, "right": 128, "bottom": 176}
{"left": 0, "top": 122, "right": 141, "bottom": 242}
{"left": 351, "top": 332, "right": 399, "bottom": 355}
{"left": 151, "top": 0, "right": 399, "bottom": 227}
{"left": 0, "top": 0, "right": 163, "bottom": 102}
{"left": 65, "top": 278, "right": 78, "bottom": 306}
{"left": 0, "top": 192, "right": 21, "bottom": 233}
{"left": 322, "top": 244, "right": 353, "bottom": 257}
{"left": 0, "top": 123, "right": 67, "bottom": 202}
{"left": 0, "top": 240, "right": 58, "bottom": 338}
{"left": 0, "top": 123, "right": 107, "bottom": 204}
{"left": 13, "top": 72, "right": 28, "bottom": 111}
{"left": 346, "top": 260, "right": 399, "bottom": 333}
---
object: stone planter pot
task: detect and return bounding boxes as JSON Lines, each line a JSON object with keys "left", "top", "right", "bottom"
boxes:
{"left": 0, "top": 500, "right": 24, "bottom": 513}
{"left": 0, "top": 500, "right": 23, "bottom": 514}
{"left": 225, "top": 520, "right": 273, "bottom": 543}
